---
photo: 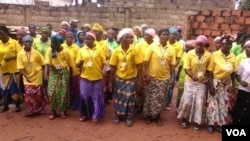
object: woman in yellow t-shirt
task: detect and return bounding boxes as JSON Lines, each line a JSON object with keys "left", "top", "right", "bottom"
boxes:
{"left": 177, "top": 35, "right": 212, "bottom": 131}
{"left": 175, "top": 40, "right": 196, "bottom": 109}
{"left": 143, "top": 29, "right": 176, "bottom": 126}
{"left": 109, "top": 28, "right": 143, "bottom": 127}
{"left": 206, "top": 35, "right": 237, "bottom": 133}
{"left": 75, "top": 32, "right": 106, "bottom": 123}
{"left": 62, "top": 32, "right": 80, "bottom": 111}
{"left": 44, "top": 34, "right": 74, "bottom": 120}
{"left": 17, "top": 35, "right": 49, "bottom": 117}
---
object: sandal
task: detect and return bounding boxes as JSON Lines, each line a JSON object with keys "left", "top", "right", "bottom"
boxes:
{"left": 193, "top": 124, "right": 200, "bottom": 132}
{"left": 145, "top": 117, "right": 151, "bottom": 124}
{"left": 49, "top": 115, "right": 56, "bottom": 120}
{"left": 15, "top": 107, "right": 21, "bottom": 112}
{"left": 79, "top": 117, "right": 87, "bottom": 122}
{"left": 126, "top": 119, "right": 133, "bottom": 127}
{"left": 181, "top": 122, "right": 187, "bottom": 129}
{"left": 113, "top": 117, "right": 120, "bottom": 125}
{"left": 0, "top": 107, "right": 9, "bottom": 113}
{"left": 92, "top": 118, "right": 98, "bottom": 123}
{"left": 156, "top": 119, "right": 163, "bottom": 126}
{"left": 207, "top": 126, "right": 214, "bottom": 134}
{"left": 23, "top": 113, "right": 34, "bottom": 117}
{"left": 60, "top": 113, "right": 67, "bottom": 119}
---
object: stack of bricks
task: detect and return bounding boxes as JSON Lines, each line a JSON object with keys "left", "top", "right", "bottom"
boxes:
{"left": 187, "top": 10, "right": 250, "bottom": 48}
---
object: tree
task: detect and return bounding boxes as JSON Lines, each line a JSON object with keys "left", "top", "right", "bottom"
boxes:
{"left": 241, "top": 0, "right": 250, "bottom": 10}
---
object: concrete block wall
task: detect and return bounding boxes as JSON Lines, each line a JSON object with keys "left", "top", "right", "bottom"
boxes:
{"left": 0, "top": 0, "right": 233, "bottom": 34}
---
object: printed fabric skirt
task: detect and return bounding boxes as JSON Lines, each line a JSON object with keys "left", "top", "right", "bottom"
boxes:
{"left": 143, "top": 78, "right": 168, "bottom": 119}
{"left": 47, "top": 68, "right": 69, "bottom": 113}
{"left": 79, "top": 78, "right": 104, "bottom": 119}
{"left": 69, "top": 75, "right": 80, "bottom": 110}
{"left": 233, "top": 89, "right": 250, "bottom": 125}
{"left": 177, "top": 81, "right": 206, "bottom": 125}
{"left": 206, "top": 79, "right": 232, "bottom": 126}
{"left": 114, "top": 77, "right": 136, "bottom": 119}
{"left": 0, "top": 73, "right": 22, "bottom": 107}
{"left": 24, "top": 85, "right": 50, "bottom": 115}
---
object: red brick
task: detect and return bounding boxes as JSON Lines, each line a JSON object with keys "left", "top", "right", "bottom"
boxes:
{"left": 210, "top": 23, "right": 219, "bottom": 30}
{"left": 194, "top": 29, "right": 203, "bottom": 35}
{"left": 214, "top": 17, "right": 224, "bottom": 23}
{"left": 211, "top": 30, "right": 221, "bottom": 36}
{"left": 200, "top": 23, "right": 209, "bottom": 29}
{"left": 245, "top": 18, "right": 250, "bottom": 24}
{"left": 191, "top": 22, "right": 200, "bottom": 28}
{"left": 222, "top": 10, "right": 232, "bottom": 17}
{"left": 224, "top": 17, "right": 235, "bottom": 24}
{"left": 204, "top": 16, "right": 214, "bottom": 23}
{"left": 212, "top": 10, "right": 221, "bottom": 17}
{"left": 232, "top": 30, "right": 239, "bottom": 35}
{"left": 220, "top": 24, "right": 230, "bottom": 30}
{"left": 201, "top": 10, "right": 211, "bottom": 16}
{"left": 196, "top": 16, "right": 205, "bottom": 22}
{"left": 203, "top": 29, "right": 211, "bottom": 36}
{"left": 232, "top": 10, "right": 242, "bottom": 16}
{"left": 242, "top": 11, "right": 250, "bottom": 17}
{"left": 235, "top": 17, "right": 245, "bottom": 24}
{"left": 231, "top": 24, "right": 240, "bottom": 31}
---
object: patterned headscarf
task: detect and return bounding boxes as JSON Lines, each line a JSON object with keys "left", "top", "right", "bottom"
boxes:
{"left": 40, "top": 26, "right": 50, "bottom": 33}
{"left": 28, "top": 23, "right": 37, "bottom": 29}
{"left": 168, "top": 27, "right": 179, "bottom": 35}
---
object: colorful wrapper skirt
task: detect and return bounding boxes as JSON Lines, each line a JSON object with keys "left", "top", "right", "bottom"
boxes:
{"left": 114, "top": 77, "right": 136, "bottom": 119}
{"left": 143, "top": 78, "right": 168, "bottom": 119}
{"left": 47, "top": 68, "right": 69, "bottom": 113}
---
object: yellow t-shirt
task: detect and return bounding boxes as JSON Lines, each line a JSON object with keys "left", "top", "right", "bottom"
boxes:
{"left": 44, "top": 48, "right": 74, "bottom": 69}
{"left": 62, "top": 43, "right": 80, "bottom": 75}
{"left": 183, "top": 49, "right": 212, "bottom": 82}
{"left": 109, "top": 45, "right": 143, "bottom": 79}
{"left": 236, "top": 51, "right": 247, "bottom": 66}
{"left": 0, "top": 38, "right": 22, "bottom": 73}
{"left": 135, "top": 41, "right": 152, "bottom": 76}
{"left": 144, "top": 42, "right": 176, "bottom": 80}
{"left": 167, "top": 41, "right": 183, "bottom": 58}
{"left": 208, "top": 49, "right": 237, "bottom": 80}
{"left": 17, "top": 49, "right": 44, "bottom": 85}
{"left": 76, "top": 45, "right": 105, "bottom": 81}
{"left": 167, "top": 41, "right": 183, "bottom": 71}
{"left": 95, "top": 40, "right": 109, "bottom": 59}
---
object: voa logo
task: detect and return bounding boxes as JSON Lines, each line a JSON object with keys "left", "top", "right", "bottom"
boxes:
{"left": 226, "top": 129, "right": 247, "bottom": 136}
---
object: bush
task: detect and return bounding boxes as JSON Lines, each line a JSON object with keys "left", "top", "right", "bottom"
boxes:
{"left": 241, "top": 0, "right": 250, "bottom": 10}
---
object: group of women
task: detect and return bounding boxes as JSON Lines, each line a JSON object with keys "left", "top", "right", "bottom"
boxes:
{"left": 0, "top": 22, "right": 249, "bottom": 132}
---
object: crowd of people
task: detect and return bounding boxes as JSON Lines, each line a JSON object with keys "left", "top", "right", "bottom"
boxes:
{"left": 0, "top": 19, "right": 249, "bottom": 134}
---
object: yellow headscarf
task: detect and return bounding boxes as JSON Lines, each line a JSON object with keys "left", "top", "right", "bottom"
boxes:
{"left": 92, "top": 23, "right": 104, "bottom": 33}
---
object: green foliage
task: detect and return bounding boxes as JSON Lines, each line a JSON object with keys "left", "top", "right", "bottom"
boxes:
{"left": 241, "top": 0, "right": 250, "bottom": 10}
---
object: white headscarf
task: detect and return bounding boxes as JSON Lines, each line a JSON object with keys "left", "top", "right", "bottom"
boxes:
{"left": 244, "top": 40, "right": 250, "bottom": 47}
{"left": 117, "top": 28, "right": 134, "bottom": 42}
{"left": 61, "top": 21, "right": 70, "bottom": 27}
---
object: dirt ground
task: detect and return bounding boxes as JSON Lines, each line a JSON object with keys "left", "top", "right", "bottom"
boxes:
{"left": 0, "top": 87, "right": 222, "bottom": 141}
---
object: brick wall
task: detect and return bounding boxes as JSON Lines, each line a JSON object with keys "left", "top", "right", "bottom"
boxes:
{"left": 0, "top": 0, "right": 233, "bottom": 35}
{"left": 187, "top": 10, "right": 250, "bottom": 49}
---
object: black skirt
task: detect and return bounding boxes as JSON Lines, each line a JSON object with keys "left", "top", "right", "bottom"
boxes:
{"left": 233, "top": 89, "right": 250, "bottom": 125}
